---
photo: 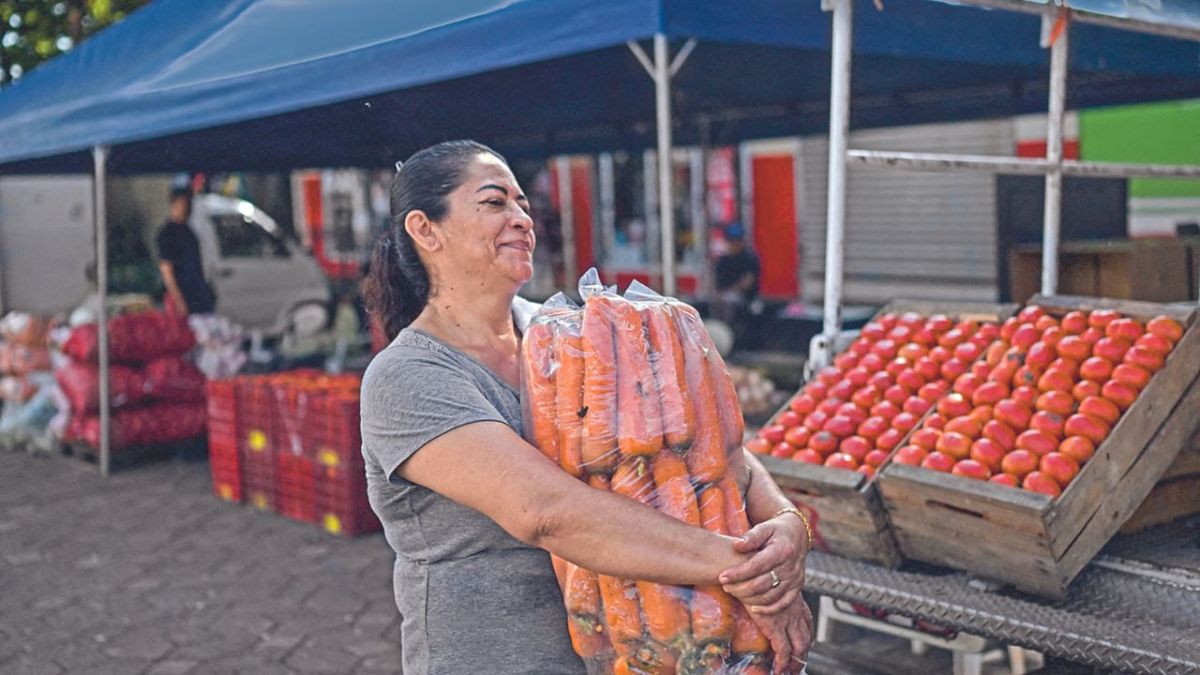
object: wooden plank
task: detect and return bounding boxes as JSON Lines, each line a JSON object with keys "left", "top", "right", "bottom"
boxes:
{"left": 1027, "top": 294, "right": 1196, "bottom": 321}
{"left": 760, "top": 455, "right": 864, "bottom": 493}
{"left": 878, "top": 299, "right": 1017, "bottom": 323}
{"left": 1046, "top": 318, "right": 1200, "bottom": 552}
{"left": 879, "top": 463, "right": 1051, "bottom": 522}
{"left": 1120, "top": 475, "right": 1200, "bottom": 534}
{"left": 1058, "top": 375, "right": 1200, "bottom": 579}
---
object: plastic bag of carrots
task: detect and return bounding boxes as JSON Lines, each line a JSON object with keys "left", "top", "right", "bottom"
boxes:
{"left": 522, "top": 270, "right": 774, "bottom": 674}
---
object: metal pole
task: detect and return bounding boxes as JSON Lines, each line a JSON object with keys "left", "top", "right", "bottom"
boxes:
{"left": 555, "top": 156, "right": 577, "bottom": 284}
{"left": 654, "top": 33, "right": 677, "bottom": 297}
{"left": 820, "top": 0, "right": 853, "bottom": 364}
{"left": 1041, "top": 11, "right": 1069, "bottom": 296}
{"left": 92, "top": 145, "right": 111, "bottom": 477}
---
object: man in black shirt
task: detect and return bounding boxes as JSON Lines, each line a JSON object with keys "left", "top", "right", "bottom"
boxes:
{"left": 157, "top": 189, "right": 216, "bottom": 315}
{"left": 713, "top": 222, "right": 761, "bottom": 349}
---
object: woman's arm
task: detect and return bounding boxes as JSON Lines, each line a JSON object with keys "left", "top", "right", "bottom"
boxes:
{"left": 396, "top": 420, "right": 749, "bottom": 586}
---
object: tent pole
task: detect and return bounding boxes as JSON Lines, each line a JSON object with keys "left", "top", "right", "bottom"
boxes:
{"left": 653, "top": 33, "right": 676, "bottom": 297}
{"left": 818, "top": 0, "right": 853, "bottom": 368}
{"left": 92, "top": 145, "right": 111, "bottom": 477}
{"left": 555, "top": 156, "right": 577, "bottom": 284}
{"left": 1041, "top": 10, "right": 1069, "bottom": 297}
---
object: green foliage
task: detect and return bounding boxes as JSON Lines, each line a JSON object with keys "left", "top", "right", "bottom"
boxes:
{"left": 0, "top": 0, "right": 150, "bottom": 84}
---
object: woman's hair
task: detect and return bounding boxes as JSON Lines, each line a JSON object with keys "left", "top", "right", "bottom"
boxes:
{"left": 363, "top": 140, "right": 507, "bottom": 340}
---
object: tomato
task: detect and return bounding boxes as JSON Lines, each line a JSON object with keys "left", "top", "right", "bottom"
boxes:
{"left": 859, "top": 352, "right": 886, "bottom": 373}
{"left": 892, "top": 412, "right": 919, "bottom": 433}
{"left": 1147, "top": 315, "right": 1184, "bottom": 342}
{"left": 1077, "top": 396, "right": 1120, "bottom": 426}
{"left": 1011, "top": 325, "right": 1040, "bottom": 350}
{"left": 864, "top": 449, "right": 890, "bottom": 468}
{"left": 784, "top": 425, "right": 812, "bottom": 448}
{"left": 816, "top": 366, "right": 843, "bottom": 387}
{"left": 746, "top": 438, "right": 773, "bottom": 455}
{"left": 809, "top": 430, "right": 840, "bottom": 455}
{"left": 1035, "top": 390, "right": 1076, "bottom": 417}
{"left": 829, "top": 380, "right": 856, "bottom": 401}
{"left": 1049, "top": 357, "right": 1080, "bottom": 377}
{"left": 985, "top": 341, "right": 1009, "bottom": 368}
{"left": 1025, "top": 341, "right": 1056, "bottom": 373}
{"left": 793, "top": 449, "right": 824, "bottom": 464}
{"left": 1056, "top": 336, "right": 1090, "bottom": 361}
{"left": 972, "top": 381, "right": 1009, "bottom": 407}
{"left": 1064, "top": 413, "right": 1110, "bottom": 445}
{"left": 956, "top": 319, "right": 980, "bottom": 335}
{"left": 1092, "top": 337, "right": 1132, "bottom": 363}
{"left": 1081, "top": 327, "right": 1104, "bottom": 346}
{"left": 843, "top": 367, "right": 870, "bottom": 388}
{"left": 1001, "top": 449, "right": 1039, "bottom": 479}
{"left": 1134, "top": 333, "right": 1173, "bottom": 357}
{"left": 884, "top": 384, "right": 910, "bottom": 407}
{"left": 1059, "top": 436, "right": 1096, "bottom": 465}
{"left": 848, "top": 338, "right": 873, "bottom": 357}
{"left": 877, "top": 313, "right": 899, "bottom": 330}
{"left": 1035, "top": 315, "right": 1059, "bottom": 332}
{"left": 1037, "top": 369, "right": 1075, "bottom": 393}
{"left": 1101, "top": 380, "right": 1138, "bottom": 411}
{"left": 990, "top": 473, "right": 1019, "bottom": 488}
{"left": 817, "top": 397, "right": 844, "bottom": 417}
{"left": 977, "top": 323, "right": 1000, "bottom": 342}
{"left": 857, "top": 415, "right": 889, "bottom": 440}
{"left": 988, "top": 364, "right": 1017, "bottom": 386}
{"left": 952, "top": 459, "right": 992, "bottom": 480}
{"left": 927, "top": 314, "right": 954, "bottom": 332}
{"left": 885, "top": 357, "right": 911, "bottom": 378}
{"left": 1088, "top": 309, "right": 1120, "bottom": 329}
{"left": 940, "top": 358, "right": 969, "bottom": 381}
{"left": 789, "top": 394, "right": 817, "bottom": 416}
{"left": 861, "top": 322, "right": 887, "bottom": 341}
{"left": 1106, "top": 318, "right": 1144, "bottom": 342}
{"left": 1112, "top": 363, "right": 1152, "bottom": 390}
{"left": 775, "top": 412, "right": 801, "bottom": 430}
{"left": 871, "top": 339, "right": 899, "bottom": 360}
{"left": 968, "top": 404, "right": 995, "bottom": 425}
{"left": 1016, "top": 429, "right": 1058, "bottom": 457}
{"left": 1029, "top": 411, "right": 1066, "bottom": 439}
{"left": 944, "top": 416, "right": 983, "bottom": 439}
{"left": 919, "top": 381, "right": 947, "bottom": 402}
{"left": 912, "top": 327, "right": 938, "bottom": 346}
{"left": 993, "top": 399, "right": 1033, "bottom": 431}
{"left": 1040, "top": 326, "right": 1065, "bottom": 349}
{"left": 898, "top": 343, "right": 929, "bottom": 362}
{"left": 851, "top": 385, "right": 882, "bottom": 411}
{"left": 937, "top": 393, "right": 972, "bottom": 419}
{"left": 875, "top": 428, "right": 904, "bottom": 452}
{"left": 1012, "top": 385, "right": 1039, "bottom": 410}
{"left": 803, "top": 411, "right": 830, "bottom": 432}
{"left": 894, "top": 445, "right": 929, "bottom": 466}
{"left": 921, "top": 451, "right": 956, "bottom": 473}
{"left": 1079, "top": 356, "right": 1115, "bottom": 383}
{"left": 898, "top": 312, "right": 924, "bottom": 328}
{"left": 836, "top": 404, "right": 864, "bottom": 422}
{"left": 954, "top": 341, "right": 982, "bottom": 363}
{"left": 870, "top": 400, "right": 901, "bottom": 421}
{"left": 923, "top": 413, "right": 946, "bottom": 431}
{"left": 1012, "top": 366, "right": 1039, "bottom": 390}
{"left": 1060, "top": 311, "right": 1088, "bottom": 335}
{"left": 903, "top": 396, "right": 932, "bottom": 417}
{"left": 953, "top": 373, "right": 983, "bottom": 399}
{"left": 928, "top": 345, "right": 952, "bottom": 365}
{"left": 833, "top": 351, "right": 860, "bottom": 372}
{"left": 824, "top": 415, "right": 859, "bottom": 438}
{"left": 1072, "top": 379, "right": 1101, "bottom": 402}
{"left": 839, "top": 436, "right": 872, "bottom": 462}
{"left": 868, "top": 371, "right": 894, "bottom": 392}
{"left": 914, "top": 357, "right": 941, "bottom": 381}
{"left": 771, "top": 442, "right": 796, "bottom": 458}
{"left": 982, "top": 419, "right": 1017, "bottom": 451}
{"left": 1018, "top": 306, "right": 1046, "bottom": 323}
{"left": 1023, "top": 471, "right": 1062, "bottom": 497}
{"left": 888, "top": 325, "right": 914, "bottom": 343}
{"left": 825, "top": 452, "right": 859, "bottom": 470}
{"left": 971, "top": 360, "right": 992, "bottom": 380}
{"left": 1123, "top": 346, "right": 1165, "bottom": 373}
{"left": 910, "top": 427, "right": 941, "bottom": 451}
{"left": 759, "top": 424, "right": 787, "bottom": 443}
{"left": 937, "top": 329, "right": 967, "bottom": 349}
{"left": 970, "top": 438, "right": 1006, "bottom": 471}
{"left": 805, "top": 381, "right": 829, "bottom": 400}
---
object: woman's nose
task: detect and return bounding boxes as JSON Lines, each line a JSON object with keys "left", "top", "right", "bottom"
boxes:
{"left": 511, "top": 207, "right": 534, "bottom": 230}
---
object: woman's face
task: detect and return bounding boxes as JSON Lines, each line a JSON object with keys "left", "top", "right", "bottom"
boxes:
{"left": 432, "top": 154, "right": 535, "bottom": 288}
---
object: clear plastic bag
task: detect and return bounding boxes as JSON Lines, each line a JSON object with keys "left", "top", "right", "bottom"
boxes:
{"left": 521, "top": 270, "right": 771, "bottom": 674}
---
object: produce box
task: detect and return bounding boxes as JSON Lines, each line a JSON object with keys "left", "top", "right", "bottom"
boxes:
{"left": 237, "top": 377, "right": 278, "bottom": 511}
{"left": 206, "top": 379, "right": 242, "bottom": 503}
{"left": 755, "top": 300, "right": 1017, "bottom": 567}
{"left": 878, "top": 296, "right": 1199, "bottom": 598}
{"left": 307, "top": 390, "right": 380, "bottom": 536}
{"left": 1119, "top": 427, "right": 1200, "bottom": 534}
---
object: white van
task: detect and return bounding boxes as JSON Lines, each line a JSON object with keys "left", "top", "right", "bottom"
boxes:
{"left": 189, "top": 194, "right": 332, "bottom": 336}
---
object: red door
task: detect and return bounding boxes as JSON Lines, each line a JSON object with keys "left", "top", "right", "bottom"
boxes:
{"left": 751, "top": 155, "right": 799, "bottom": 298}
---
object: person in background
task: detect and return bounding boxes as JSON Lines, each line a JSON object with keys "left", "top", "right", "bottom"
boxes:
{"left": 713, "top": 222, "right": 762, "bottom": 348}
{"left": 157, "top": 188, "right": 216, "bottom": 316}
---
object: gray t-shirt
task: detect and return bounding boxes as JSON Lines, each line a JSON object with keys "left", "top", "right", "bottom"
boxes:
{"left": 360, "top": 300, "right": 586, "bottom": 675}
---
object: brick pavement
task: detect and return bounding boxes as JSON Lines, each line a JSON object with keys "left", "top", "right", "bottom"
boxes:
{"left": 0, "top": 452, "right": 402, "bottom": 674}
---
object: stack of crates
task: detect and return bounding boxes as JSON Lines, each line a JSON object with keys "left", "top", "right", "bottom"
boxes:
{"left": 205, "top": 379, "right": 242, "bottom": 502}
{"left": 237, "top": 376, "right": 280, "bottom": 512}
{"left": 308, "top": 388, "right": 381, "bottom": 536}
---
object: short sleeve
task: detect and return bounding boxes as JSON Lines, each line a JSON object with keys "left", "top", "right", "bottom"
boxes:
{"left": 157, "top": 226, "right": 183, "bottom": 265}
{"left": 360, "top": 348, "right": 508, "bottom": 478}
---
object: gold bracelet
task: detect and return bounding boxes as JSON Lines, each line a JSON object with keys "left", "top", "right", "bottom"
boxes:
{"left": 773, "top": 507, "right": 813, "bottom": 549}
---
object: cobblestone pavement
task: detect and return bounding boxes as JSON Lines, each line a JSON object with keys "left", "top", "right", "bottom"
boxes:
{"left": 0, "top": 451, "right": 402, "bottom": 674}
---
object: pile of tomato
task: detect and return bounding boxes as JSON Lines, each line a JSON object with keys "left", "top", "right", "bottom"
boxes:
{"left": 750, "top": 305, "right": 1185, "bottom": 498}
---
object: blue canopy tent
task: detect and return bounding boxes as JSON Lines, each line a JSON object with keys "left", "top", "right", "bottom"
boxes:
{"left": 0, "top": 0, "right": 1197, "bottom": 472}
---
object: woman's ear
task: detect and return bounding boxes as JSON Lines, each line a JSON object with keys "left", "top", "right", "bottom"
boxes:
{"left": 405, "top": 210, "right": 442, "bottom": 254}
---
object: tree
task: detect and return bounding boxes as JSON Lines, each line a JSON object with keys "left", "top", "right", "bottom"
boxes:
{"left": 0, "top": 0, "right": 150, "bottom": 86}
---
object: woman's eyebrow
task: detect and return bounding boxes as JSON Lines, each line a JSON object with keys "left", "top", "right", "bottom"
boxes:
{"left": 475, "top": 184, "right": 508, "bottom": 195}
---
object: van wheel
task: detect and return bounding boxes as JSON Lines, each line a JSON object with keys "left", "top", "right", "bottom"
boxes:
{"left": 287, "top": 302, "right": 329, "bottom": 338}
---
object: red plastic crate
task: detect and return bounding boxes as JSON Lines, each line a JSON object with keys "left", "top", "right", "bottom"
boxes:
{"left": 209, "top": 438, "right": 242, "bottom": 503}
{"left": 206, "top": 379, "right": 242, "bottom": 503}
{"left": 275, "top": 452, "right": 316, "bottom": 523}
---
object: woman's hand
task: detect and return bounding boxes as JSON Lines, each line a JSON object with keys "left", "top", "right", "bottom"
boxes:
{"left": 717, "top": 512, "right": 809, "bottom": 615}
{"left": 746, "top": 595, "right": 814, "bottom": 674}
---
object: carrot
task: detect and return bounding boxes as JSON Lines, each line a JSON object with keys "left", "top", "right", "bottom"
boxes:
{"left": 521, "top": 322, "right": 560, "bottom": 463}
{"left": 556, "top": 329, "right": 586, "bottom": 477}
{"left": 635, "top": 581, "right": 691, "bottom": 650}
{"left": 717, "top": 477, "right": 752, "bottom": 537}
{"left": 597, "top": 574, "right": 646, "bottom": 659}
{"left": 650, "top": 451, "right": 700, "bottom": 527}
{"left": 697, "top": 485, "right": 729, "bottom": 535}
{"left": 551, "top": 554, "right": 569, "bottom": 592}
{"left": 707, "top": 347, "right": 746, "bottom": 454}
{"left": 690, "top": 585, "right": 736, "bottom": 656}
{"left": 611, "top": 298, "right": 664, "bottom": 459}
{"left": 564, "top": 561, "right": 603, "bottom": 621}
{"left": 643, "top": 304, "right": 695, "bottom": 451}
{"left": 731, "top": 604, "right": 770, "bottom": 659}
{"left": 566, "top": 612, "right": 611, "bottom": 662}
{"left": 671, "top": 306, "right": 728, "bottom": 484}
{"left": 582, "top": 299, "right": 619, "bottom": 474}
{"left": 611, "top": 457, "right": 656, "bottom": 508}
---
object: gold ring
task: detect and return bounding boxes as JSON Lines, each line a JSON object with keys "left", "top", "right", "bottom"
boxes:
{"left": 770, "top": 569, "right": 781, "bottom": 588}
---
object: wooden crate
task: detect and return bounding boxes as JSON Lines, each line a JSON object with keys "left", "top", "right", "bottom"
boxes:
{"left": 1119, "top": 427, "right": 1200, "bottom": 534}
{"left": 759, "top": 299, "right": 1018, "bottom": 568}
{"left": 1009, "top": 239, "right": 1192, "bottom": 304}
{"left": 877, "top": 295, "right": 1200, "bottom": 598}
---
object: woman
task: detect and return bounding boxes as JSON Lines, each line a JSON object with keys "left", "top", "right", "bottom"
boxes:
{"left": 361, "top": 140, "right": 812, "bottom": 674}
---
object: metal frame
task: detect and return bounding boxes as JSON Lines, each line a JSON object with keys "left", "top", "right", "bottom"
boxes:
{"left": 815, "top": 0, "right": 1200, "bottom": 367}
{"left": 554, "top": 155, "right": 577, "bottom": 285}
{"left": 92, "top": 145, "right": 110, "bottom": 477}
